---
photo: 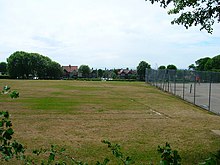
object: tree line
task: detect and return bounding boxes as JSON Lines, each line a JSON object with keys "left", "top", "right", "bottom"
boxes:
{"left": 77, "top": 62, "right": 177, "bottom": 81}
{"left": 0, "top": 51, "right": 63, "bottom": 79}
{"left": 0, "top": 51, "right": 220, "bottom": 80}
{"left": 189, "top": 54, "right": 220, "bottom": 72}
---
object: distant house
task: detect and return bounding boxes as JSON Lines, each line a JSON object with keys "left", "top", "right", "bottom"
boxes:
{"left": 118, "top": 69, "right": 137, "bottom": 79}
{"left": 90, "top": 69, "right": 98, "bottom": 78}
{"left": 62, "top": 65, "right": 78, "bottom": 78}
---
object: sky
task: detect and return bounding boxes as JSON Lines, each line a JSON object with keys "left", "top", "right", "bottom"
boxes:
{"left": 0, "top": 0, "right": 219, "bottom": 69}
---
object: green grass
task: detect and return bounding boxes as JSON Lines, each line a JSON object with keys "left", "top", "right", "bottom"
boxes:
{"left": 0, "top": 79, "right": 220, "bottom": 164}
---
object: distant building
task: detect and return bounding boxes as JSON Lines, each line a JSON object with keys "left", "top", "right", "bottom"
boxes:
{"left": 118, "top": 69, "right": 137, "bottom": 79}
{"left": 62, "top": 65, "right": 78, "bottom": 79}
{"left": 90, "top": 69, "right": 98, "bottom": 78}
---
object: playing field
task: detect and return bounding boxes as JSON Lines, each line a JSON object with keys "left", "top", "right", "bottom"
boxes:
{"left": 1, "top": 80, "right": 220, "bottom": 164}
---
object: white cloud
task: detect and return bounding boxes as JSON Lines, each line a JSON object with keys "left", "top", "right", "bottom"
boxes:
{"left": 0, "top": 0, "right": 219, "bottom": 69}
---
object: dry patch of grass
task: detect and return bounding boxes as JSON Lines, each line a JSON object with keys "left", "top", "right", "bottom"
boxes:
{"left": 0, "top": 79, "right": 220, "bottom": 164}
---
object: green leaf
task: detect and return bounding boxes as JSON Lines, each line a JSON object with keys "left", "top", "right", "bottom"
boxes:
{"left": 6, "top": 121, "right": 12, "bottom": 127}
{"left": 48, "top": 153, "right": 55, "bottom": 162}
{"left": 10, "top": 91, "right": 19, "bottom": 99}
{"left": 33, "top": 149, "right": 42, "bottom": 155}
{"left": 3, "top": 111, "right": 9, "bottom": 119}
{"left": 6, "top": 128, "right": 14, "bottom": 136}
{"left": 96, "top": 158, "right": 110, "bottom": 165}
{"left": 0, "top": 120, "right": 4, "bottom": 127}
{"left": 125, "top": 156, "right": 134, "bottom": 165}
{"left": 3, "top": 128, "right": 14, "bottom": 140}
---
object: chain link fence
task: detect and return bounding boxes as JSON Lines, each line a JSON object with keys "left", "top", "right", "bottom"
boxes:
{"left": 146, "top": 69, "right": 220, "bottom": 115}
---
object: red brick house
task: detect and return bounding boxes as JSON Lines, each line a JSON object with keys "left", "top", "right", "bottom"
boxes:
{"left": 62, "top": 65, "right": 78, "bottom": 78}
{"left": 118, "top": 69, "right": 137, "bottom": 79}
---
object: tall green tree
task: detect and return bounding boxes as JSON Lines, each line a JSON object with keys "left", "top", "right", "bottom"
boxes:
{"left": 46, "top": 61, "right": 63, "bottom": 79}
{"left": 28, "top": 53, "right": 48, "bottom": 78}
{"left": 7, "top": 51, "right": 28, "bottom": 78}
{"left": 195, "top": 57, "right": 211, "bottom": 71}
{"left": 98, "top": 69, "right": 104, "bottom": 78}
{"left": 210, "top": 55, "right": 220, "bottom": 70}
{"left": 78, "top": 65, "right": 91, "bottom": 78}
{"left": 7, "top": 51, "right": 62, "bottom": 79}
{"left": 194, "top": 55, "right": 220, "bottom": 71}
{"left": 204, "top": 59, "right": 213, "bottom": 71}
{"left": 158, "top": 65, "right": 166, "bottom": 70}
{"left": 167, "top": 64, "right": 177, "bottom": 70}
{"left": 145, "top": 0, "right": 220, "bottom": 33}
{"left": 0, "top": 62, "right": 7, "bottom": 75}
{"left": 113, "top": 69, "right": 119, "bottom": 76}
{"left": 188, "top": 64, "right": 196, "bottom": 70}
{"left": 137, "top": 61, "right": 151, "bottom": 81}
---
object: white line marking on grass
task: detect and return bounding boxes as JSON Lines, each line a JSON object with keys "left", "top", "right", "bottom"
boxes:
{"left": 212, "top": 130, "right": 220, "bottom": 136}
{"left": 150, "top": 109, "right": 162, "bottom": 116}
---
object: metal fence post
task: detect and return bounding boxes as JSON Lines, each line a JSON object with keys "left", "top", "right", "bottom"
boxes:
{"left": 168, "top": 70, "right": 170, "bottom": 92}
{"left": 208, "top": 72, "right": 212, "bottom": 111}
{"left": 146, "top": 69, "right": 149, "bottom": 83}
{"left": 194, "top": 71, "right": 196, "bottom": 105}
{"left": 174, "top": 71, "right": 176, "bottom": 95}
{"left": 183, "top": 70, "right": 185, "bottom": 100}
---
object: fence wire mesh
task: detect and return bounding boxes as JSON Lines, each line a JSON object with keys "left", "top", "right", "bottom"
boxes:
{"left": 146, "top": 69, "right": 220, "bottom": 115}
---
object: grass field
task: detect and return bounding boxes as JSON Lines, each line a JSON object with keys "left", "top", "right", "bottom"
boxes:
{"left": 1, "top": 79, "right": 220, "bottom": 164}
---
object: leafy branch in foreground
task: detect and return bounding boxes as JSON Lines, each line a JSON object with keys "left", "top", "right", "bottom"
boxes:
{"left": 0, "top": 111, "right": 25, "bottom": 161}
{"left": 28, "top": 145, "right": 67, "bottom": 165}
{"left": 1, "top": 85, "right": 10, "bottom": 94}
{"left": 1, "top": 85, "right": 19, "bottom": 99}
{"left": 102, "top": 140, "right": 134, "bottom": 165}
{"left": 199, "top": 149, "right": 220, "bottom": 165}
{"left": 145, "top": 0, "right": 220, "bottom": 33}
{"left": 157, "top": 142, "right": 181, "bottom": 165}
{"left": 9, "top": 90, "right": 19, "bottom": 99}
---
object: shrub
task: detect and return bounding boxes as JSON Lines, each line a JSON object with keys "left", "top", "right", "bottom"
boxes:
{"left": 2, "top": 85, "right": 10, "bottom": 94}
{"left": 0, "top": 111, "right": 25, "bottom": 161}
{"left": 9, "top": 91, "right": 19, "bottom": 99}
